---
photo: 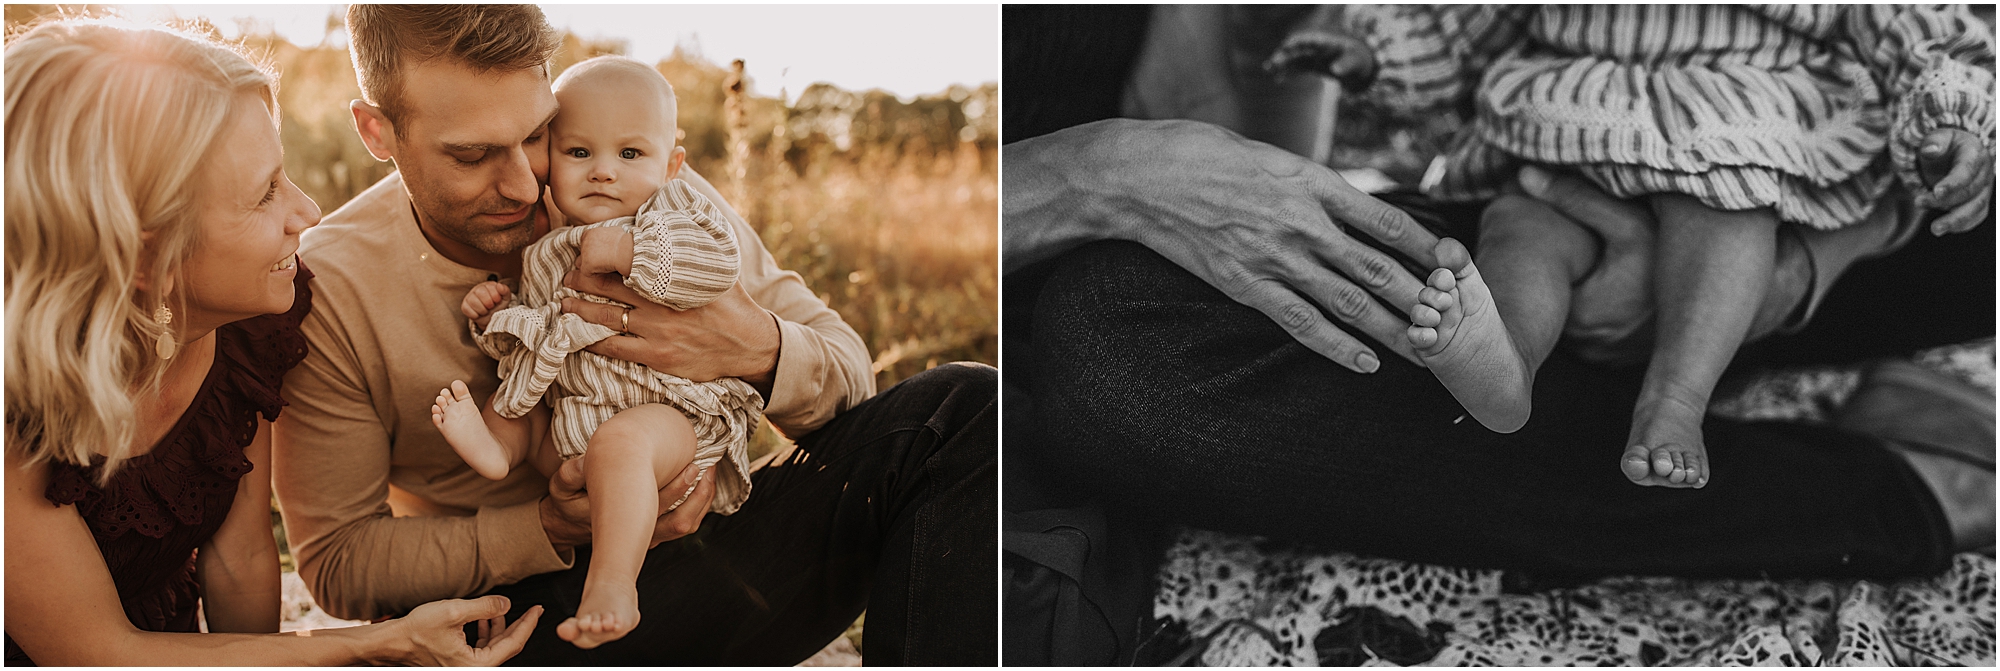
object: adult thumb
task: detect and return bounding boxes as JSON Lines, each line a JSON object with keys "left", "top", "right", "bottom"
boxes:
{"left": 453, "top": 595, "right": 512, "bottom": 623}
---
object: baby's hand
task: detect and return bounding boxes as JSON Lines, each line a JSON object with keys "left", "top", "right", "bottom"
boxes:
{"left": 575, "top": 226, "right": 636, "bottom": 279}
{"left": 462, "top": 281, "right": 514, "bottom": 330}
{"left": 1263, "top": 23, "right": 1376, "bottom": 90}
{"left": 1916, "top": 127, "right": 1994, "bottom": 235}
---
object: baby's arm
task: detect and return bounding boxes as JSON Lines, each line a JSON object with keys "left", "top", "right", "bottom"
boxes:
{"left": 1842, "top": 5, "right": 1995, "bottom": 230}
{"left": 621, "top": 181, "right": 741, "bottom": 311}
{"left": 1273, "top": 5, "right": 1533, "bottom": 117}
{"left": 461, "top": 281, "right": 515, "bottom": 330}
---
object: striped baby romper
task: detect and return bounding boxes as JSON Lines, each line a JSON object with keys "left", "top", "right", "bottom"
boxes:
{"left": 1345, "top": 4, "right": 1995, "bottom": 230}
{"left": 473, "top": 179, "right": 762, "bottom": 515}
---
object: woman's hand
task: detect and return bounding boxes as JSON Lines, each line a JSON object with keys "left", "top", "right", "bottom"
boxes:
{"left": 1004, "top": 118, "right": 1440, "bottom": 372}
{"left": 1916, "top": 127, "right": 1994, "bottom": 235}
{"left": 390, "top": 595, "right": 541, "bottom": 666}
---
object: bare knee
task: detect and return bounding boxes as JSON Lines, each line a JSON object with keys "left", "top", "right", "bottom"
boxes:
{"left": 587, "top": 404, "right": 696, "bottom": 463}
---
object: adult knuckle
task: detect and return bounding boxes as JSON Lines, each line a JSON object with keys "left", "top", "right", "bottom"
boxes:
{"left": 1351, "top": 252, "right": 1396, "bottom": 289}
{"left": 1279, "top": 300, "right": 1317, "bottom": 329}
{"left": 1361, "top": 206, "right": 1408, "bottom": 240}
{"left": 1329, "top": 283, "right": 1371, "bottom": 320}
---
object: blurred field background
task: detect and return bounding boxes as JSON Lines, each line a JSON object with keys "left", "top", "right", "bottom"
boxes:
{"left": 7, "top": 5, "right": 995, "bottom": 661}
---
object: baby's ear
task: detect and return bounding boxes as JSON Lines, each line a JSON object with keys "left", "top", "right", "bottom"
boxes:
{"left": 665, "top": 146, "right": 687, "bottom": 180}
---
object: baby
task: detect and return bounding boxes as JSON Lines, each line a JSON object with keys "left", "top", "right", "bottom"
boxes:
{"left": 1272, "top": 5, "right": 1994, "bottom": 487}
{"left": 429, "top": 56, "right": 762, "bottom": 649}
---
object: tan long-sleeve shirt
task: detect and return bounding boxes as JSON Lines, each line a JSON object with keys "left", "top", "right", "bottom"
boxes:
{"left": 271, "top": 169, "right": 874, "bottom": 621}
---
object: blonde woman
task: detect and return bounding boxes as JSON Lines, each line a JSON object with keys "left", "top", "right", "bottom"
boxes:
{"left": 4, "top": 19, "right": 539, "bottom": 665}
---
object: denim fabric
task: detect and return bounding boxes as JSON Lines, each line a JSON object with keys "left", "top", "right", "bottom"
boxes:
{"left": 487, "top": 363, "right": 996, "bottom": 665}
{"left": 1017, "top": 240, "right": 1953, "bottom": 581}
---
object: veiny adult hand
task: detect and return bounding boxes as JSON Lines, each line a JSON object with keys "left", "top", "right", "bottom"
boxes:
{"left": 1006, "top": 119, "right": 1442, "bottom": 373}
{"left": 1915, "top": 127, "right": 1994, "bottom": 235}
{"left": 559, "top": 269, "right": 780, "bottom": 389}
{"left": 540, "top": 458, "right": 714, "bottom": 553}
{"left": 394, "top": 595, "right": 542, "bottom": 666}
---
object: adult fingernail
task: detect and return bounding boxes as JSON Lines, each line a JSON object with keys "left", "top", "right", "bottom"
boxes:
{"left": 1356, "top": 352, "right": 1379, "bottom": 373}
{"left": 1518, "top": 166, "right": 1552, "bottom": 196}
{"left": 1924, "top": 142, "right": 1944, "bottom": 154}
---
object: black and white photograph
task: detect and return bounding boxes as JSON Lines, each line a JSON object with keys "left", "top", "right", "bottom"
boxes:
{"left": 1003, "top": 4, "right": 1997, "bottom": 666}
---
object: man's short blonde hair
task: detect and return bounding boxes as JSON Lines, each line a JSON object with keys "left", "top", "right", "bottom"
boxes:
{"left": 345, "top": 4, "right": 561, "bottom": 134}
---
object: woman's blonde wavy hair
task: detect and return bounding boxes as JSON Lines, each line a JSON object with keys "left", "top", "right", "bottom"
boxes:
{"left": 5, "top": 17, "right": 276, "bottom": 479}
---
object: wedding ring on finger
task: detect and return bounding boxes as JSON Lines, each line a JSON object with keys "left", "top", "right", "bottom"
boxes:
{"left": 620, "top": 306, "right": 630, "bottom": 334}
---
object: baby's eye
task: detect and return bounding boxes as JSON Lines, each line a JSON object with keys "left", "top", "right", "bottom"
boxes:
{"left": 566, "top": 148, "right": 590, "bottom": 159}
{"left": 620, "top": 148, "right": 640, "bottom": 160}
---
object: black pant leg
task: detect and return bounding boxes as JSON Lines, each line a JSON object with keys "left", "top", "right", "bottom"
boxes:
{"left": 1023, "top": 241, "right": 1951, "bottom": 580}
{"left": 490, "top": 363, "right": 997, "bottom": 665}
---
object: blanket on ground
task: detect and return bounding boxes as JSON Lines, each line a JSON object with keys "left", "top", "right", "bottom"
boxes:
{"left": 1156, "top": 341, "right": 1996, "bottom": 666}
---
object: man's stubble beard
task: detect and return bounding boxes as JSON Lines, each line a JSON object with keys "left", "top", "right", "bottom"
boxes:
{"left": 407, "top": 177, "right": 543, "bottom": 256}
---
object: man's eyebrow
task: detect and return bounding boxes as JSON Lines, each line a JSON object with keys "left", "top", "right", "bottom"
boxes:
{"left": 442, "top": 107, "right": 561, "bottom": 153}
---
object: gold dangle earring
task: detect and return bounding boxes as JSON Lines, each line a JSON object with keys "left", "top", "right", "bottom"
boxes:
{"left": 153, "top": 301, "right": 177, "bottom": 359}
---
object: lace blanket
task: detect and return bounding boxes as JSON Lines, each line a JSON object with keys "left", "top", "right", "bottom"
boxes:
{"left": 1156, "top": 341, "right": 1996, "bottom": 666}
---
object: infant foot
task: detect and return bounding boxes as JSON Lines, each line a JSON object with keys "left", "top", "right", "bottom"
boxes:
{"left": 1407, "top": 238, "right": 1533, "bottom": 433}
{"left": 432, "top": 380, "right": 511, "bottom": 480}
{"left": 1621, "top": 404, "right": 1710, "bottom": 488}
{"left": 557, "top": 580, "right": 641, "bottom": 650}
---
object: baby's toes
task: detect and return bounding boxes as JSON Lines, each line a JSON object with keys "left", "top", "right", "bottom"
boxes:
{"left": 1651, "top": 447, "right": 1680, "bottom": 480}
{"left": 1407, "top": 325, "right": 1438, "bottom": 349}
{"left": 1411, "top": 303, "right": 1441, "bottom": 328}
{"left": 1426, "top": 267, "right": 1458, "bottom": 293}
{"left": 449, "top": 379, "right": 473, "bottom": 402}
{"left": 1418, "top": 286, "right": 1456, "bottom": 313}
{"left": 1433, "top": 237, "right": 1472, "bottom": 273}
{"left": 1620, "top": 444, "right": 1653, "bottom": 483}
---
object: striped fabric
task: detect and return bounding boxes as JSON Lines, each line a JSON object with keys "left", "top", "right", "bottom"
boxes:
{"left": 1348, "top": 4, "right": 1995, "bottom": 229}
{"left": 473, "top": 179, "right": 761, "bottom": 515}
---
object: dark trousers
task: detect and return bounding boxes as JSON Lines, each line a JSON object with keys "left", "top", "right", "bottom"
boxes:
{"left": 488, "top": 363, "right": 997, "bottom": 665}
{"left": 1014, "top": 235, "right": 1970, "bottom": 581}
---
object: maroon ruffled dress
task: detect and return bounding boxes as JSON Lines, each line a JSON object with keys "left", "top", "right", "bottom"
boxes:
{"left": 4, "top": 265, "right": 312, "bottom": 666}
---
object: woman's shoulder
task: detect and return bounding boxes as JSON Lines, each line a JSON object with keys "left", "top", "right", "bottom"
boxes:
{"left": 217, "top": 261, "right": 316, "bottom": 419}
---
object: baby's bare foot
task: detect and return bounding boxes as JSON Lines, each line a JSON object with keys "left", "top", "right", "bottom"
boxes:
{"left": 1621, "top": 399, "right": 1710, "bottom": 488}
{"left": 432, "top": 380, "right": 512, "bottom": 480}
{"left": 557, "top": 579, "right": 641, "bottom": 649}
{"left": 1407, "top": 238, "right": 1533, "bottom": 433}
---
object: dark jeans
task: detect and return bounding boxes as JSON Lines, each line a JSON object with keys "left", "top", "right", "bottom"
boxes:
{"left": 487, "top": 363, "right": 997, "bottom": 665}
{"left": 1015, "top": 237, "right": 1967, "bottom": 581}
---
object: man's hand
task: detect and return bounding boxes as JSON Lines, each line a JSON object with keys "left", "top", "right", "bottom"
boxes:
{"left": 560, "top": 270, "right": 781, "bottom": 393}
{"left": 1916, "top": 127, "right": 1994, "bottom": 235}
{"left": 1004, "top": 118, "right": 1441, "bottom": 373}
{"left": 1514, "top": 166, "right": 1821, "bottom": 363}
{"left": 539, "top": 459, "right": 715, "bottom": 553}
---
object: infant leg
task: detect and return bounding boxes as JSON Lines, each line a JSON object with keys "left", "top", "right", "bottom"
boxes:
{"left": 431, "top": 380, "right": 548, "bottom": 480}
{"left": 1409, "top": 194, "right": 1601, "bottom": 432}
{"left": 555, "top": 403, "right": 698, "bottom": 650}
{"left": 1622, "top": 194, "right": 1779, "bottom": 488}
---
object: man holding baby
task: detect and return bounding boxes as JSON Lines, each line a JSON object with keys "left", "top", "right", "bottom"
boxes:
{"left": 270, "top": 5, "right": 994, "bottom": 664}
